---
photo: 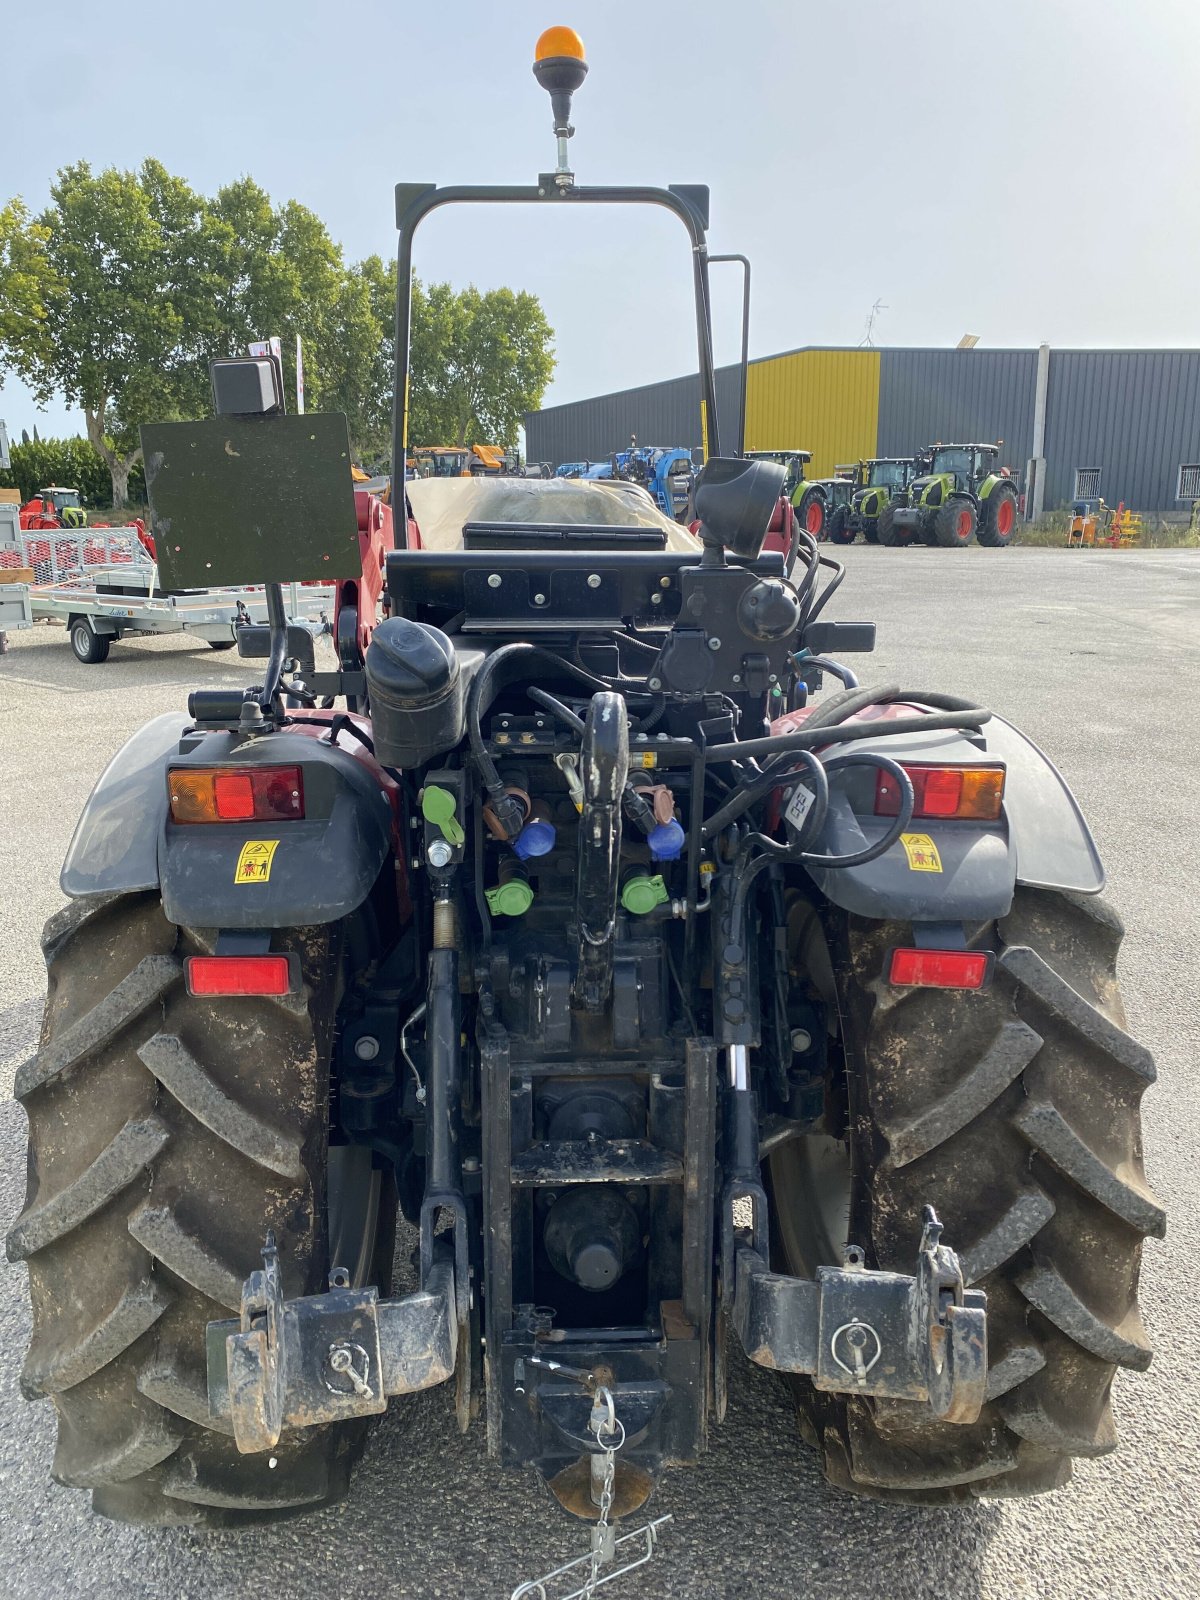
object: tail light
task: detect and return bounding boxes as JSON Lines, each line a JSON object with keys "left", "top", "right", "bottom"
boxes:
{"left": 889, "top": 948, "right": 991, "bottom": 990}
{"left": 168, "top": 766, "right": 304, "bottom": 824}
{"left": 875, "top": 764, "right": 1004, "bottom": 822}
{"left": 185, "top": 954, "right": 297, "bottom": 996}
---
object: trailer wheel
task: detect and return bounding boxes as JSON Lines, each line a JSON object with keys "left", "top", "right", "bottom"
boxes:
{"left": 7, "top": 892, "right": 395, "bottom": 1526}
{"left": 69, "top": 617, "right": 111, "bottom": 664}
{"left": 769, "top": 887, "right": 1162, "bottom": 1501}
{"left": 978, "top": 484, "right": 1019, "bottom": 548}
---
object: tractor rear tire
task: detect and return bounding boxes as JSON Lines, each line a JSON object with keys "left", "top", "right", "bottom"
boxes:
{"left": 877, "top": 506, "right": 908, "bottom": 547}
{"left": 69, "top": 617, "right": 110, "bottom": 664}
{"left": 933, "top": 498, "right": 977, "bottom": 548}
{"left": 826, "top": 505, "right": 854, "bottom": 544}
{"left": 770, "top": 886, "right": 1162, "bottom": 1501}
{"left": 7, "top": 891, "right": 394, "bottom": 1527}
{"left": 979, "top": 484, "right": 1019, "bottom": 548}
{"left": 795, "top": 489, "right": 826, "bottom": 540}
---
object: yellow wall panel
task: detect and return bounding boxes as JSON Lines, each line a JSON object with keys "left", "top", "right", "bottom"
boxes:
{"left": 744, "top": 349, "right": 880, "bottom": 477}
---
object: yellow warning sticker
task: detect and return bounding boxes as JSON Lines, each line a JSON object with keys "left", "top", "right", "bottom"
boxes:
{"left": 900, "top": 833, "right": 943, "bottom": 873}
{"left": 234, "top": 839, "right": 280, "bottom": 884}
{"left": 637, "top": 752, "right": 657, "bottom": 769}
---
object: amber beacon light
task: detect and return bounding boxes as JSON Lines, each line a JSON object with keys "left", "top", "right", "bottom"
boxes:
{"left": 533, "top": 27, "right": 589, "bottom": 180}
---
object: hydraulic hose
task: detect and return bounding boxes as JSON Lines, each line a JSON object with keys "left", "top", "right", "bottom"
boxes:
{"left": 795, "top": 751, "right": 915, "bottom": 868}
{"left": 467, "top": 644, "right": 609, "bottom": 835}
{"left": 703, "top": 700, "right": 990, "bottom": 765}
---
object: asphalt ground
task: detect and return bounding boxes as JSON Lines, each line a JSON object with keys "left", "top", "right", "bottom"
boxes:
{"left": 1, "top": 544, "right": 1198, "bottom": 1600}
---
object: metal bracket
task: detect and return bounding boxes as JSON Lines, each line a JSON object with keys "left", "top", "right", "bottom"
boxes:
{"left": 733, "top": 1205, "right": 987, "bottom": 1423}
{"left": 206, "top": 1235, "right": 457, "bottom": 1453}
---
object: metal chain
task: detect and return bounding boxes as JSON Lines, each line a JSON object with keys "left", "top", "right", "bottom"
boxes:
{"left": 583, "top": 1387, "right": 620, "bottom": 1600}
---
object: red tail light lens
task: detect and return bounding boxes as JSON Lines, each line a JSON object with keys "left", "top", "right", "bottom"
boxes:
{"left": 185, "top": 954, "right": 296, "bottom": 996}
{"left": 889, "top": 948, "right": 991, "bottom": 990}
{"left": 875, "top": 765, "right": 1004, "bottom": 822}
{"left": 168, "top": 766, "right": 304, "bottom": 824}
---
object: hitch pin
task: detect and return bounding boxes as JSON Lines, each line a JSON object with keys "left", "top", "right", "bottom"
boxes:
{"left": 525, "top": 1353, "right": 598, "bottom": 1390}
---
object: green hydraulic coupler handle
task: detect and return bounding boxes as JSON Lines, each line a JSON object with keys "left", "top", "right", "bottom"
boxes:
{"left": 621, "top": 873, "right": 669, "bottom": 916}
{"left": 422, "top": 785, "right": 465, "bottom": 847}
{"left": 486, "top": 860, "right": 535, "bottom": 918}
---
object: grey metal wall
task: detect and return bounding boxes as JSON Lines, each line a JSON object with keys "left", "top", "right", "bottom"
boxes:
{"left": 1043, "top": 350, "right": 1200, "bottom": 511}
{"left": 876, "top": 349, "right": 1039, "bottom": 472}
{"left": 528, "top": 345, "right": 1200, "bottom": 512}
{"left": 525, "top": 364, "right": 743, "bottom": 466}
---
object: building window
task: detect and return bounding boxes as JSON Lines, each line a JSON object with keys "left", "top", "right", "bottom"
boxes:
{"left": 1178, "top": 464, "right": 1200, "bottom": 501}
{"left": 1074, "top": 468, "right": 1101, "bottom": 499}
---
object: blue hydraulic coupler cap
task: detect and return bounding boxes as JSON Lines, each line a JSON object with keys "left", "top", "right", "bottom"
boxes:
{"left": 648, "top": 819, "right": 685, "bottom": 861}
{"left": 513, "top": 818, "right": 557, "bottom": 860}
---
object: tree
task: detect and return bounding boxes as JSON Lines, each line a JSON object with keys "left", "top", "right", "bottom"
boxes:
{"left": 1, "top": 161, "right": 223, "bottom": 507}
{"left": 407, "top": 279, "right": 555, "bottom": 449}
{"left": 0, "top": 199, "right": 56, "bottom": 381}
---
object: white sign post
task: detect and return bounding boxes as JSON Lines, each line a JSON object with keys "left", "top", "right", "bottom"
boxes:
{"left": 295, "top": 336, "right": 305, "bottom": 415}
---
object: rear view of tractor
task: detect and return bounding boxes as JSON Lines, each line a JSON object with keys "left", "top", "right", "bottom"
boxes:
{"left": 882, "top": 443, "right": 1020, "bottom": 548}
{"left": 19, "top": 485, "right": 88, "bottom": 530}
{"left": 847, "top": 457, "right": 920, "bottom": 544}
{"left": 8, "top": 29, "right": 1161, "bottom": 1593}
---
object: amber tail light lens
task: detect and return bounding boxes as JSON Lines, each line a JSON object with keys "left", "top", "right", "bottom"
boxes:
{"left": 875, "top": 765, "right": 1004, "bottom": 822}
{"left": 168, "top": 766, "right": 304, "bottom": 824}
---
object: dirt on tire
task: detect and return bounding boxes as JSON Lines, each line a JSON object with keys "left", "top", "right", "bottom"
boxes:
{"left": 772, "top": 886, "right": 1162, "bottom": 1500}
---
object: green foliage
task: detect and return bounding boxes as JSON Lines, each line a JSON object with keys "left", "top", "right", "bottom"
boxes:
{"left": 0, "top": 436, "right": 144, "bottom": 507}
{"left": 408, "top": 279, "right": 555, "bottom": 449}
{"left": 0, "top": 199, "right": 56, "bottom": 382}
{"left": 0, "top": 159, "right": 555, "bottom": 499}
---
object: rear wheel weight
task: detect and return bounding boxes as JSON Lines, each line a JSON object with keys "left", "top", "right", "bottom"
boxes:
{"left": 7, "top": 892, "right": 393, "bottom": 1527}
{"left": 769, "top": 886, "right": 1160, "bottom": 1500}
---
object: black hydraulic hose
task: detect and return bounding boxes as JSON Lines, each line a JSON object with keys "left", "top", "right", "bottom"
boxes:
{"left": 703, "top": 703, "right": 990, "bottom": 764}
{"left": 467, "top": 644, "right": 610, "bottom": 832}
{"left": 701, "top": 748, "right": 828, "bottom": 842}
{"left": 796, "top": 751, "right": 914, "bottom": 868}
{"left": 527, "top": 685, "right": 584, "bottom": 735}
{"left": 804, "top": 554, "right": 846, "bottom": 626}
{"left": 802, "top": 681, "right": 901, "bottom": 731}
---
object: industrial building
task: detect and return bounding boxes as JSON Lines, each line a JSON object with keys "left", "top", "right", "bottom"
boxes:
{"left": 525, "top": 345, "right": 1200, "bottom": 517}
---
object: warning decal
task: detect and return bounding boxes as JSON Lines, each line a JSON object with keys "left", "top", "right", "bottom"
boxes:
{"left": 234, "top": 839, "right": 280, "bottom": 884}
{"left": 900, "top": 833, "right": 943, "bottom": 873}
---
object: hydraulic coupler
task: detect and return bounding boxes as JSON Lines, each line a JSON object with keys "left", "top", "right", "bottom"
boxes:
{"left": 206, "top": 1234, "right": 458, "bottom": 1453}
{"left": 733, "top": 1206, "right": 986, "bottom": 1424}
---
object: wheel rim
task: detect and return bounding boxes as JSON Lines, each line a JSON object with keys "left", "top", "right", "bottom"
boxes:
{"left": 997, "top": 496, "right": 1014, "bottom": 535}
{"left": 806, "top": 503, "right": 823, "bottom": 534}
{"left": 72, "top": 626, "right": 89, "bottom": 657}
{"left": 956, "top": 508, "right": 973, "bottom": 541}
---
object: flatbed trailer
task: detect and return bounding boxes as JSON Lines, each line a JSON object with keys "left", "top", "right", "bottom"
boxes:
{"left": 1, "top": 526, "right": 334, "bottom": 663}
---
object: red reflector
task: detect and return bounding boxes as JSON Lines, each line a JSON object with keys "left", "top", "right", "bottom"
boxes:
{"left": 889, "top": 948, "right": 990, "bottom": 990}
{"left": 185, "top": 955, "right": 294, "bottom": 997}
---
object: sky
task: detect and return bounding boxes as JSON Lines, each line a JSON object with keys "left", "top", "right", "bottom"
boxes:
{"left": 2, "top": 0, "right": 1199, "bottom": 440}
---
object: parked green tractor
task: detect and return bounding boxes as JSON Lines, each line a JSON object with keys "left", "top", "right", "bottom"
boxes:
{"left": 744, "top": 449, "right": 811, "bottom": 502}
{"left": 791, "top": 466, "right": 856, "bottom": 542}
{"left": 881, "top": 443, "right": 1019, "bottom": 549}
{"left": 847, "top": 457, "right": 921, "bottom": 544}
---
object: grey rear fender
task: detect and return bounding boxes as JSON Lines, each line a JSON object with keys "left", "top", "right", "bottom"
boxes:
{"left": 801, "top": 711, "right": 1104, "bottom": 922}
{"left": 62, "top": 716, "right": 395, "bottom": 929}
